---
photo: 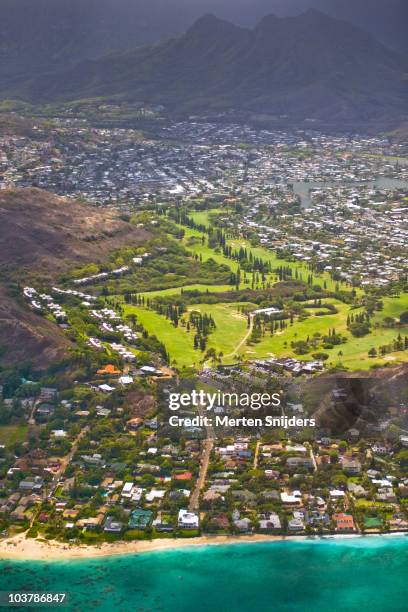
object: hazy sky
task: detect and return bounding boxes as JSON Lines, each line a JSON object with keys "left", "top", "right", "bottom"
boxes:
{"left": 120, "top": 0, "right": 405, "bottom": 48}
{"left": 172, "top": 0, "right": 406, "bottom": 53}
{"left": 180, "top": 0, "right": 396, "bottom": 22}
{"left": 0, "top": 0, "right": 406, "bottom": 63}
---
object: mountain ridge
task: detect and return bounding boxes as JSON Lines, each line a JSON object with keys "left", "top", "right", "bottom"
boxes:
{"left": 0, "top": 0, "right": 406, "bottom": 80}
{"left": 0, "top": 188, "right": 151, "bottom": 367}
{"left": 8, "top": 11, "right": 407, "bottom": 130}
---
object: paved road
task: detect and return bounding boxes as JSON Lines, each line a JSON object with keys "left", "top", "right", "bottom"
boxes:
{"left": 310, "top": 445, "right": 318, "bottom": 472}
{"left": 28, "top": 425, "right": 90, "bottom": 529}
{"left": 189, "top": 437, "right": 214, "bottom": 511}
{"left": 253, "top": 439, "right": 261, "bottom": 469}
{"left": 189, "top": 401, "right": 215, "bottom": 512}
{"left": 48, "top": 425, "right": 90, "bottom": 496}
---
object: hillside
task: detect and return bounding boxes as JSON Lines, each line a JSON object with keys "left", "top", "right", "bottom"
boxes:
{"left": 0, "top": 1, "right": 406, "bottom": 90}
{"left": 0, "top": 114, "right": 42, "bottom": 137}
{"left": 0, "top": 0, "right": 190, "bottom": 87}
{"left": 0, "top": 188, "right": 151, "bottom": 367}
{"left": 13, "top": 11, "right": 408, "bottom": 130}
{"left": 389, "top": 123, "right": 408, "bottom": 144}
{"left": 0, "top": 287, "right": 72, "bottom": 370}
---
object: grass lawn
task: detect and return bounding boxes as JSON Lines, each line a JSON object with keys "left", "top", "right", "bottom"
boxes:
{"left": 138, "top": 284, "right": 235, "bottom": 299}
{"left": 342, "top": 293, "right": 408, "bottom": 370}
{"left": 187, "top": 302, "right": 251, "bottom": 360}
{"left": 0, "top": 424, "right": 29, "bottom": 447}
{"left": 189, "top": 209, "right": 224, "bottom": 228}
{"left": 241, "top": 300, "right": 352, "bottom": 362}
{"left": 229, "top": 238, "right": 353, "bottom": 294}
{"left": 180, "top": 222, "right": 354, "bottom": 294}
{"left": 125, "top": 290, "right": 408, "bottom": 370}
{"left": 241, "top": 297, "right": 408, "bottom": 370}
{"left": 323, "top": 325, "right": 408, "bottom": 370}
{"left": 123, "top": 305, "right": 198, "bottom": 367}
{"left": 118, "top": 221, "right": 408, "bottom": 371}
{"left": 124, "top": 301, "right": 253, "bottom": 367}
{"left": 355, "top": 500, "right": 392, "bottom": 510}
{"left": 182, "top": 227, "right": 241, "bottom": 275}
{"left": 375, "top": 294, "right": 408, "bottom": 320}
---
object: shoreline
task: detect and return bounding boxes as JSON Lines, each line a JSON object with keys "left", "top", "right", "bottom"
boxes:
{"left": 0, "top": 531, "right": 407, "bottom": 562}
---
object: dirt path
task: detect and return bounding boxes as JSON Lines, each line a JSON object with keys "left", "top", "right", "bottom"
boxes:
{"left": 224, "top": 314, "right": 254, "bottom": 360}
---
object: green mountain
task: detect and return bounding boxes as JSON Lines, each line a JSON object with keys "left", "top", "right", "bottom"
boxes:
{"left": 0, "top": 0, "right": 407, "bottom": 82}
{"left": 0, "top": 0, "right": 192, "bottom": 85}
{"left": 5, "top": 11, "right": 408, "bottom": 129}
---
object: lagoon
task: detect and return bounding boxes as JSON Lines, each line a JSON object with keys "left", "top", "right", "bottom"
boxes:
{"left": 292, "top": 177, "right": 408, "bottom": 208}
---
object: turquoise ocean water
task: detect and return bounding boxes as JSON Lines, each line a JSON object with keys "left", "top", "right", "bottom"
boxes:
{"left": 0, "top": 537, "right": 407, "bottom": 611}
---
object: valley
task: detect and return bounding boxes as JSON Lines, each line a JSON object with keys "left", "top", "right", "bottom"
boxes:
{"left": 1, "top": 119, "right": 407, "bottom": 374}
{"left": 0, "top": 98, "right": 407, "bottom": 549}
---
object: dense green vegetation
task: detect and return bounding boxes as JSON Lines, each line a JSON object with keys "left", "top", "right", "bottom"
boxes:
{"left": 111, "top": 216, "right": 408, "bottom": 370}
{"left": 50, "top": 210, "right": 408, "bottom": 372}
